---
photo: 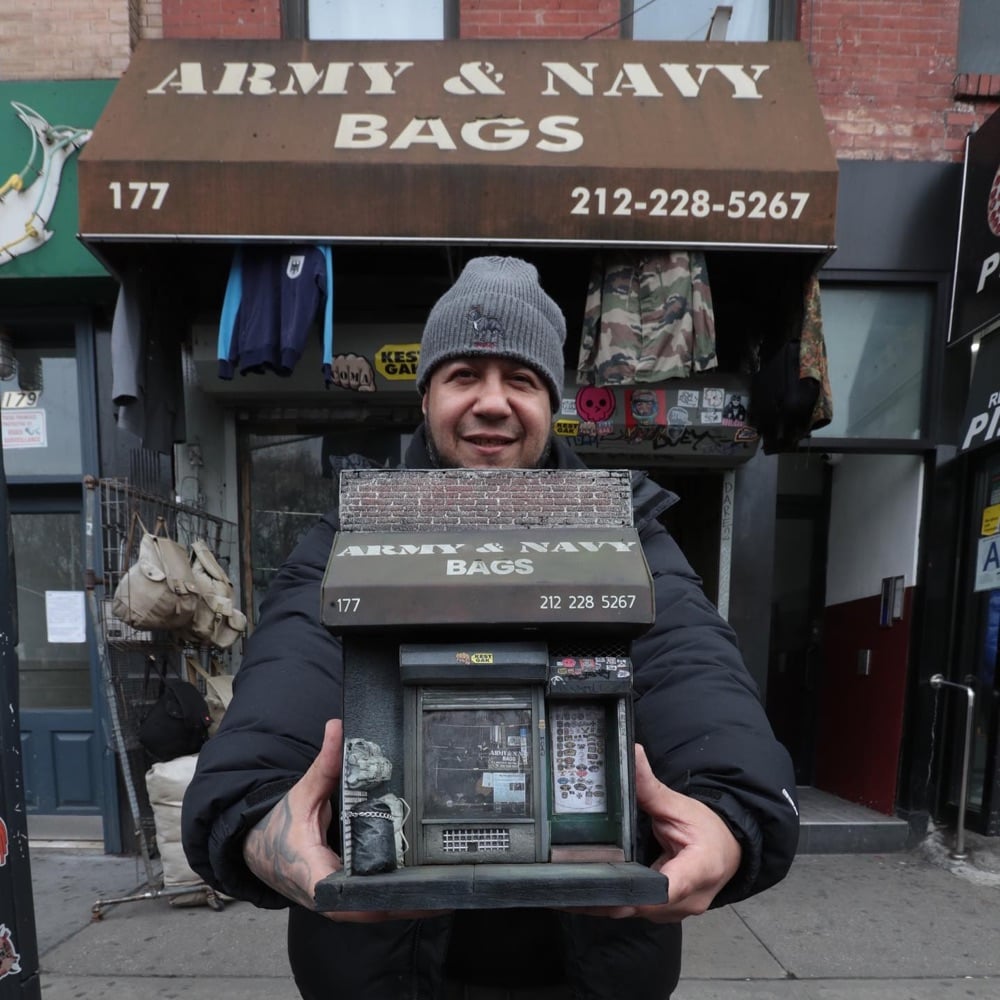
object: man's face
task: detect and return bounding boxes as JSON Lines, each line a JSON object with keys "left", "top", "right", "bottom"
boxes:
{"left": 422, "top": 357, "right": 553, "bottom": 469}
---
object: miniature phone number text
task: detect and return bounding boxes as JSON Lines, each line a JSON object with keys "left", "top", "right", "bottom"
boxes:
{"left": 570, "top": 186, "right": 811, "bottom": 220}
{"left": 331, "top": 594, "right": 638, "bottom": 613}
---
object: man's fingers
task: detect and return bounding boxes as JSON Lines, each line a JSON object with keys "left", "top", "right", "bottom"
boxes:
{"left": 295, "top": 718, "right": 344, "bottom": 807}
{"left": 634, "top": 743, "right": 681, "bottom": 816}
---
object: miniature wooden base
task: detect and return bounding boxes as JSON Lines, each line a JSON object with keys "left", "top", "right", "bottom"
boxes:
{"left": 314, "top": 862, "right": 668, "bottom": 912}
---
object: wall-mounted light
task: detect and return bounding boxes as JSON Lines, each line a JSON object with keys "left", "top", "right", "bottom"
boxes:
{"left": 0, "top": 327, "right": 15, "bottom": 380}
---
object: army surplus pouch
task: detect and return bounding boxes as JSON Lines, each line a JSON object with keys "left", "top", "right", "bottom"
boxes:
{"left": 183, "top": 539, "right": 247, "bottom": 650}
{"left": 112, "top": 515, "right": 199, "bottom": 631}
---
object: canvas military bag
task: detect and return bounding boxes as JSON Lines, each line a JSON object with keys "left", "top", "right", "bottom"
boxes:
{"left": 183, "top": 539, "right": 247, "bottom": 650}
{"left": 111, "top": 515, "right": 199, "bottom": 631}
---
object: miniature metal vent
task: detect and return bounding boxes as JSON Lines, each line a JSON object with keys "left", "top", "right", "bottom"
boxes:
{"left": 441, "top": 827, "right": 511, "bottom": 853}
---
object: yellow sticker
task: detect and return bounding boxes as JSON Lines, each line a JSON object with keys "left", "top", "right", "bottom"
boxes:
{"left": 553, "top": 418, "right": 580, "bottom": 436}
{"left": 470, "top": 653, "right": 494, "bottom": 664}
{"left": 374, "top": 344, "right": 420, "bottom": 380}
{"left": 983, "top": 503, "right": 1000, "bottom": 536}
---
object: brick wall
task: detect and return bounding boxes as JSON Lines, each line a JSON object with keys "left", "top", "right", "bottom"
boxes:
{"left": 163, "top": 0, "right": 280, "bottom": 39}
{"left": 339, "top": 469, "right": 634, "bottom": 531}
{"left": 803, "top": 0, "right": 999, "bottom": 162}
{"left": 136, "top": 0, "right": 164, "bottom": 42}
{"left": 460, "top": 0, "right": 621, "bottom": 40}
{"left": 0, "top": 0, "right": 132, "bottom": 79}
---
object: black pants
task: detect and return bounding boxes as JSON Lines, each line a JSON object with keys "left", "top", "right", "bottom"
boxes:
{"left": 288, "top": 907, "right": 682, "bottom": 1000}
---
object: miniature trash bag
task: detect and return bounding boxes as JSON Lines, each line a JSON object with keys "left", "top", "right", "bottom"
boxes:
{"left": 138, "top": 658, "right": 212, "bottom": 763}
{"left": 111, "top": 515, "right": 199, "bottom": 631}
{"left": 349, "top": 801, "right": 397, "bottom": 876}
{"left": 183, "top": 539, "right": 248, "bottom": 650}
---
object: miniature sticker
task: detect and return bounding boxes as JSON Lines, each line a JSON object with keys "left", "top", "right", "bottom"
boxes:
{"left": 677, "top": 389, "right": 700, "bottom": 408}
{"left": 702, "top": 388, "right": 725, "bottom": 408}
{"left": 550, "top": 704, "right": 607, "bottom": 815}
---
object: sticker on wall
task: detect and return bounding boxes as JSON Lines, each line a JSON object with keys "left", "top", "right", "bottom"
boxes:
{"left": 722, "top": 392, "right": 749, "bottom": 426}
{"left": 0, "top": 925, "right": 21, "bottom": 980}
{"left": 327, "top": 353, "right": 376, "bottom": 392}
{"left": 983, "top": 504, "right": 1000, "bottom": 537}
{"left": 702, "top": 387, "right": 725, "bottom": 409}
{"left": 701, "top": 409, "right": 723, "bottom": 425}
{"left": 575, "top": 386, "right": 616, "bottom": 423}
{"left": 553, "top": 417, "right": 580, "bottom": 436}
{"left": 374, "top": 343, "right": 420, "bottom": 381}
{"left": 625, "top": 389, "right": 666, "bottom": 427}
{"left": 0, "top": 817, "right": 8, "bottom": 867}
{"left": 677, "top": 388, "right": 700, "bottom": 408}
{"left": 1, "top": 406, "right": 47, "bottom": 449}
{"left": 0, "top": 102, "right": 91, "bottom": 267}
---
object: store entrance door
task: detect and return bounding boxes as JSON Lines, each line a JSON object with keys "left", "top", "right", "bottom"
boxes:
{"left": 946, "top": 451, "right": 1000, "bottom": 835}
{"left": 13, "top": 503, "right": 104, "bottom": 818}
{"left": 764, "top": 456, "right": 830, "bottom": 785}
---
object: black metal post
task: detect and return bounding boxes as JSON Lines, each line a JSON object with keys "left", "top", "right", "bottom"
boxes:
{"left": 0, "top": 438, "right": 41, "bottom": 997}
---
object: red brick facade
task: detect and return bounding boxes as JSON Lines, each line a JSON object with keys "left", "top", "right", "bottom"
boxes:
{"left": 163, "top": 0, "right": 281, "bottom": 39}
{"left": 460, "top": 0, "right": 622, "bottom": 40}
{"left": 800, "top": 0, "right": 998, "bottom": 161}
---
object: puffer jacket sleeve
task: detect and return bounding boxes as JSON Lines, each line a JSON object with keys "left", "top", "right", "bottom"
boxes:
{"left": 631, "top": 521, "right": 799, "bottom": 908}
{"left": 181, "top": 512, "right": 344, "bottom": 908}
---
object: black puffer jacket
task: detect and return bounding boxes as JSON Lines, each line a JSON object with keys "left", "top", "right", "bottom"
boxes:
{"left": 182, "top": 429, "right": 798, "bottom": 999}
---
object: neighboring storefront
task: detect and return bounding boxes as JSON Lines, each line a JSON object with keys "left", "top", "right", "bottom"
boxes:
{"left": 0, "top": 80, "right": 121, "bottom": 847}
{"left": 940, "top": 105, "right": 1000, "bottom": 835}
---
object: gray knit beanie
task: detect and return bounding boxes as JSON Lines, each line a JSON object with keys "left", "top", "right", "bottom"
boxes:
{"left": 416, "top": 256, "right": 566, "bottom": 411}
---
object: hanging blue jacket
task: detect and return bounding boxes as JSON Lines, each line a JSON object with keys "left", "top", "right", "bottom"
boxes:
{"left": 217, "top": 245, "right": 333, "bottom": 380}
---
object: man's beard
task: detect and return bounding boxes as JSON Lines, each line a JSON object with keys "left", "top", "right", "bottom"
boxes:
{"left": 424, "top": 423, "right": 552, "bottom": 470}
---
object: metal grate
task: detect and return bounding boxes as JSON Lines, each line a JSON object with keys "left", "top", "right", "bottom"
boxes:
{"left": 84, "top": 477, "right": 239, "bottom": 908}
{"left": 441, "top": 827, "right": 511, "bottom": 853}
{"left": 550, "top": 641, "right": 630, "bottom": 660}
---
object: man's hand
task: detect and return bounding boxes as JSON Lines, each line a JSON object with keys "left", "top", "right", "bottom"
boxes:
{"left": 628, "top": 742, "right": 742, "bottom": 923}
{"left": 243, "top": 718, "right": 439, "bottom": 922}
{"left": 564, "top": 744, "right": 742, "bottom": 923}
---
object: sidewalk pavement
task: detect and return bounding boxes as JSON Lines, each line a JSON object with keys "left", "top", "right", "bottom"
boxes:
{"left": 27, "top": 828, "right": 1000, "bottom": 1000}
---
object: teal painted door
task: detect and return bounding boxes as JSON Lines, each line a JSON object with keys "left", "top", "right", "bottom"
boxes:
{"left": 13, "top": 509, "right": 103, "bottom": 815}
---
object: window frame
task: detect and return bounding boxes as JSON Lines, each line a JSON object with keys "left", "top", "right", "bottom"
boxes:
{"left": 794, "top": 270, "right": 950, "bottom": 456}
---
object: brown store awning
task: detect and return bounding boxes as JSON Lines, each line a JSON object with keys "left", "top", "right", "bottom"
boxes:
{"left": 78, "top": 38, "right": 837, "bottom": 253}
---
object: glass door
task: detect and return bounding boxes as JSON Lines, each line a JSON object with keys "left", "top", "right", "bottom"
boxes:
{"left": 948, "top": 453, "right": 1000, "bottom": 834}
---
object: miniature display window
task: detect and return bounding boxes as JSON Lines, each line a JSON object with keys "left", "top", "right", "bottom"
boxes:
{"left": 421, "top": 708, "right": 533, "bottom": 820}
{"left": 549, "top": 703, "right": 607, "bottom": 815}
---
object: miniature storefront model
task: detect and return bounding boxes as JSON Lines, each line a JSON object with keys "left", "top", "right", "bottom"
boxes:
{"left": 313, "top": 468, "right": 669, "bottom": 912}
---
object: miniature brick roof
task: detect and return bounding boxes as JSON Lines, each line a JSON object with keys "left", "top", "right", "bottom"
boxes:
{"left": 338, "top": 468, "right": 634, "bottom": 532}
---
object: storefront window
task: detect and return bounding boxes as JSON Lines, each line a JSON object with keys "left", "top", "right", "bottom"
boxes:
{"left": 1, "top": 346, "right": 82, "bottom": 476}
{"left": 632, "top": 0, "right": 770, "bottom": 41}
{"left": 810, "top": 284, "right": 932, "bottom": 441}
{"left": 308, "top": 0, "right": 448, "bottom": 39}
{"left": 245, "top": 426, "right": 410, "bottom": 617}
